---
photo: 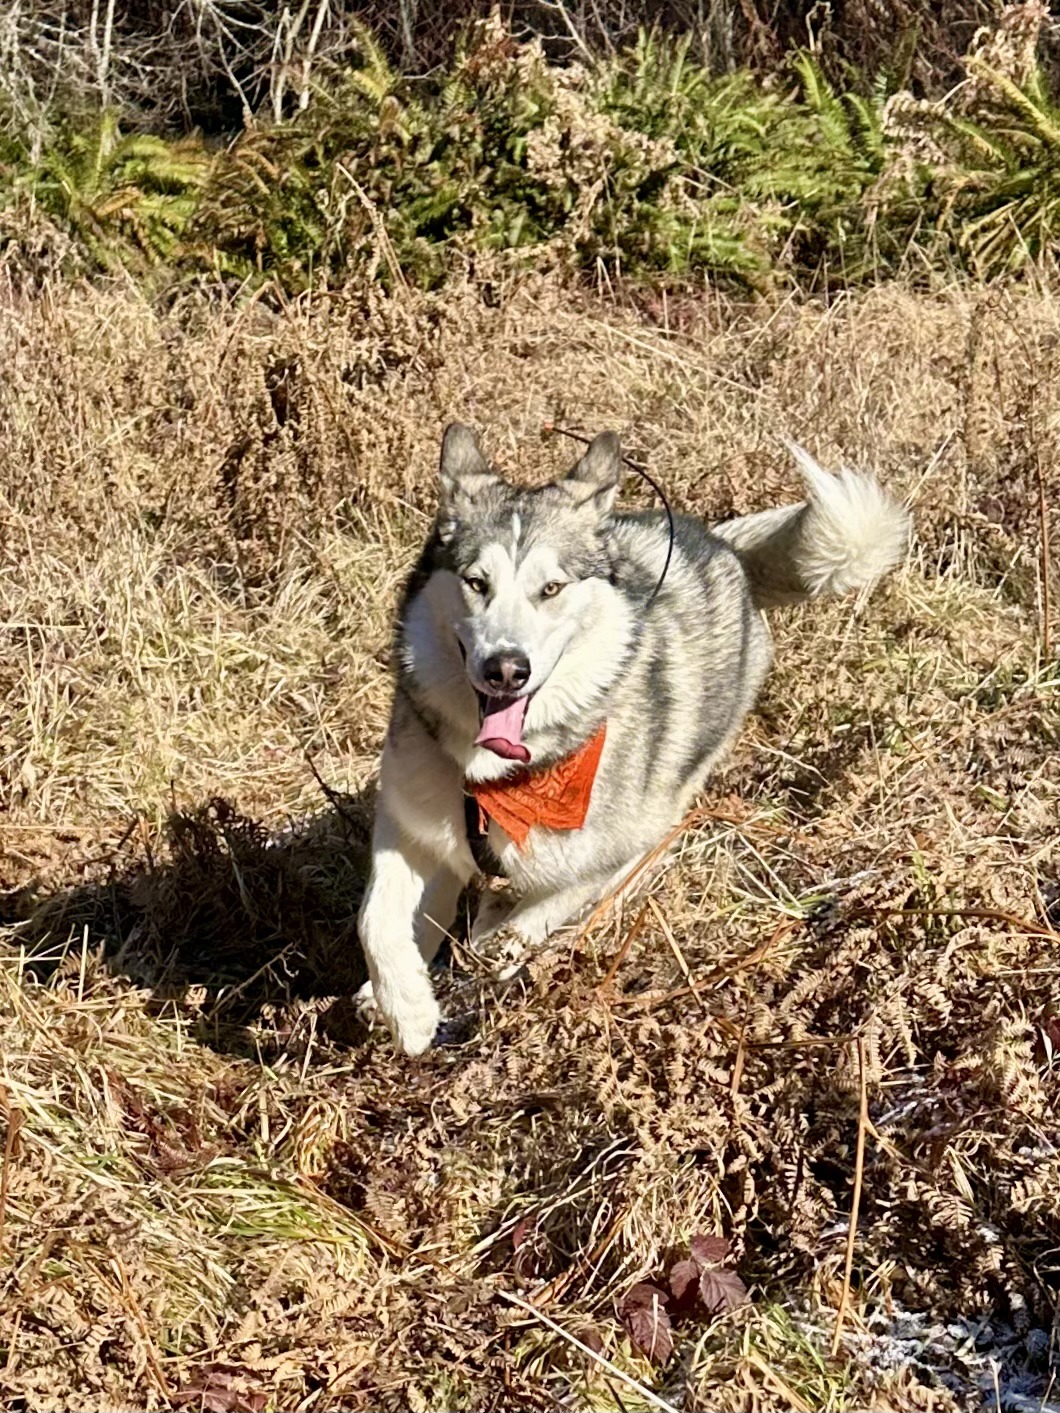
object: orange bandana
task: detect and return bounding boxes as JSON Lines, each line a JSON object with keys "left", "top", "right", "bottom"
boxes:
{"left": 470, "top": 725, "right": 607, "bottom": 850}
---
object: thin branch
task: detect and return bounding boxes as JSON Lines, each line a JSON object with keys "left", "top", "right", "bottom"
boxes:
{"left": 831, "top": 1038, "right": 869, "bottom": 1357}
{"left": 1034, "top": 422, "right": 1053, "bottom": 660}
{"left": 0, "top": 1088, "right": 24, "bottom": 1257}
{"left": 597, "top": 896, "right": 651, "bottom": 989}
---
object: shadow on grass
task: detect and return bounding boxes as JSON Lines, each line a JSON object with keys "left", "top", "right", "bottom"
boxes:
{"left": 1, "top": 786, "right": 405, "bottom": 1056}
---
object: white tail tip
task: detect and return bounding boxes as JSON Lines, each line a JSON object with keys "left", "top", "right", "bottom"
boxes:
{"left": 782, "top": 440, "right": 912, "bottom": 599}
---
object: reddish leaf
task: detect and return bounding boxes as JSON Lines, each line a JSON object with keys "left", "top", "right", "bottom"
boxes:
{"left": 668, "top": 1259, "right": 700, "bottom": 1311}
{"left": 173, "top": 1105, "right": 204, "bottom": 1152}
{"left": 690, "top": 1233, "right": 731, "bottom": 1267}
{"left": 621, "top": 1284, "right": 673, "bottom": 1365}
{"left": 698, "top": 1266, "right": 749, "bottom": 1314}
{"left": 574, "top": 1324, "right": 605, "bottom": 1355}
{"left": 511, "top": 1214, "right": 536, "bottom": 1250}
{"left": 174, "top": 1368, "right": 268, "bottom": 1413}
{"left": 623, "top": 1281, "right": 670, "bottom": 1309}
{"left": 511, "top": 1212, "right": 547, "bottom": 1280}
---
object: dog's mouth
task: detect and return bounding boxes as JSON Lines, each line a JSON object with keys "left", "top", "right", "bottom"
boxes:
{"left": 456, "top": 640, "right": 533, "bottom": 762}
{"left": 474, "top": 691, "right": 532, "bottom": 764}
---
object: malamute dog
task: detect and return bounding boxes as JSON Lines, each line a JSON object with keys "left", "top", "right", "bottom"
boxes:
{"left": 358, "top": 425, "right": 910, "bottom": 1054}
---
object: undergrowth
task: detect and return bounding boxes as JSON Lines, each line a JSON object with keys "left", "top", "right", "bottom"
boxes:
{"left": 1, "top": 274, "right": 1058, "bottom": 1410}
{"left": 2, "top": 4, "right": 1059, "bottom": 293}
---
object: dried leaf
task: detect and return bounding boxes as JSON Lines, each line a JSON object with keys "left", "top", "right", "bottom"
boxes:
{"left": 1042, "top": 1014, "right": 1060, "bottom": 1054}
{"left": 668, "top": 1258, "right": 700, "bottom": 1310}
{"left": 623, "top": 1281, "right": 670, "bottom": 1309}
{"left": 690, "top": 1233, "right": 731, "bottom": 1266}
{"left": 620, "top": 1283, "right": 673, "bottom": 1364}
{"left": 511, "top": 1211, "right": 547, "bottom": 1280}
{"left": 174, "top": 1367, "right": 268, "bottom": 1413}
{"left": 511, "top": 1213, "right": 536, "bottom": 1250}
{"left": 574, "top": 1323, "right": 605, "bottom": 1355}
{"left": 698, "top": 1266, "right": 749, "bottom": 1314}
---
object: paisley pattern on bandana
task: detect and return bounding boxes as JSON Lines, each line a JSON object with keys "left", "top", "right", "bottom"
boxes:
{"left": 470, "top": 726, "right": 607, "bottom": 849}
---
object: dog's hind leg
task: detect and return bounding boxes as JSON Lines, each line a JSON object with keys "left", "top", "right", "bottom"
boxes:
{"left": 504, "top": 854, "right": 656, "bottom": 946}
{"left": 470, "top": 888, "right": 515, "bottom": 944}
{"left": 416, "top": 867, "right": 466, "bottom": 965}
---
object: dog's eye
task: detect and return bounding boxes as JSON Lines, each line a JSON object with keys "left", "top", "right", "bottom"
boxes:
{"left": 464, "top": 576, "right": 488, "bottom": 595}
{"left": 540, "top": 581, "right": 565, "bottom": 599}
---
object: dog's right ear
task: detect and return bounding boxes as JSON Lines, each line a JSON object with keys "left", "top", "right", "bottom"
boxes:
{"left": 437, "top": 424, "right": 498, "bottom": 540}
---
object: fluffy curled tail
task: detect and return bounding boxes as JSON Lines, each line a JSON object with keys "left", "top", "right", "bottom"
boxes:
{"left": 712, "top": 442, "right": 912, "bottom": 609}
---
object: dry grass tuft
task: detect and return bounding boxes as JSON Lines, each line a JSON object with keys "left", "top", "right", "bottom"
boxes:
{"left": 1, "top": 270, "right": 1058, "bottom": 1410}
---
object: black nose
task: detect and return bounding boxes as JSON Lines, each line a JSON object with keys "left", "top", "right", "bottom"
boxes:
{"left": 482, "top": 652, "right": 531, "bottom": 692}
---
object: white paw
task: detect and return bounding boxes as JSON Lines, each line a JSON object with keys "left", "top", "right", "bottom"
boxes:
{"left": 375, "top": 970, "right": 442, "bottom": 1056}
{"left": 354, "top": 978, "right": 378, "bottom": 1020}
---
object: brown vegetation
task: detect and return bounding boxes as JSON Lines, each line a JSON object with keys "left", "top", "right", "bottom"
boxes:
{"left": 0, "top": 270, "right": 1058, "bottom": 1409}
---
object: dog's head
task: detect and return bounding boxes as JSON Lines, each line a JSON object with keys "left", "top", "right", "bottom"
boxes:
{"left": 433, "top": 423, "right": 624, "bottom": 762}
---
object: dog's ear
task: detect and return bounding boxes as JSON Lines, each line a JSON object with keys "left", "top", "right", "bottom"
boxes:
{"left": 438, "top": 423, "right": 496, "bottom": 499}
{"left": 437, "top": 424, "right": 499, "bottom": 540}
{"left": 560, "top": 431, "right": 623, "bottom": 518}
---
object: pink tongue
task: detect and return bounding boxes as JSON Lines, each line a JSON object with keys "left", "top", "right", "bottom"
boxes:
{"left": 475, "top": 696, "right": 531, "bottom": 763}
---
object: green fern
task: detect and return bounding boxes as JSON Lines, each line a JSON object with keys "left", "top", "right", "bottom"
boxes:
{"left": 26, "top": 111, "right": 209, "bottom": 270}
{"left": 908, "top": 55, "right": 1060, "bottom": 276}
{"left": 7, "top": 10, "right": 1059, "bottom": 295}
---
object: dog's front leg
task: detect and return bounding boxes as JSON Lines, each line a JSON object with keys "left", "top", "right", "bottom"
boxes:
{"left": 358, "top": 721, "right": 475, "bottom": 1055}
{"left": 358, "top": 823, "right": 448, "bottom": 1055}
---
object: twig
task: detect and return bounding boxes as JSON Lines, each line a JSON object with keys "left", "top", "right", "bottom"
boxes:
{"left": 598, "top": 898, "right": 651, "bottom": 989}
{"left": 305, "top": 751, "right": 365, "bottom": 834}
{"left": 578, "top": 799, "right": 808, "bottom": 951}
{"left": 831, "top": 1038, "right": 869, "bottom": 1357}
{"left": 109, "top": 1256, "right": 173, "bottom": 1403}
{"left": 4, "top": 1307, "right": 20, "bottom": 1375}
{"left": 576, "top": 806, "right": 703, "bottom": 941}
{"left": 751, "top": 1031, "right": 856, "bottom": 1052}
{"left": 203, "top": 941, "right": 298, "bottom": 1022}
{"left": 497, "top": 1290, "right": 681, "bottom": 1413}
{"left": 98, "top": 0, "right": 116, "bottom": 102}
{"left": 613, "top": 916, "right": 797, "bottom": 1011}
{"left": 730, "top": 1021, "right": 747, "bottom": 1099}
{"left": 998, "top": 297, "right": 1053, "bottom": 660}
{"left": 863, "top": 904, "right": 1059, "bottom": 942}
{"left": 528, "top": 1207, "right": 626, "bottom": 1309}
{"left": 337, "top": 166, "right": 409, "bottom": 294}
{"left": 604, "top": 1378, "right": 631, "bottom": 1413}
{"left": 648, "top": 897, "right": 711, "bottom": 1019}
{"left": 532, "top": 0, "right": 595, "bottom": 64}
{"left": 744, "top": 1352, "right": 813, "bottom": 1413}
{"left": 299, "top": 0, "right": 331, "bottom": 112}
{"left": 0, "top": 1088, "right": 24, "bottom": 1255}
{"left": 1034, "top": 435, "right": 1052, "bottom": 660}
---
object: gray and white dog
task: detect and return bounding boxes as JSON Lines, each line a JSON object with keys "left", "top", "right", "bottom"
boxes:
{"left": 358, "top": 425, "right": 910, "bottom": 1054}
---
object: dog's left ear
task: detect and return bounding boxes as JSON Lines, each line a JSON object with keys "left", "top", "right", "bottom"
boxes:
{"left": 560, "top": 431, "right": 623, "bottom": 518}
{"left": 437, "top": 423, "right": 500, "bottom": 540}
{"left": 438, "top": 423, "right": 497, "bottom": 500}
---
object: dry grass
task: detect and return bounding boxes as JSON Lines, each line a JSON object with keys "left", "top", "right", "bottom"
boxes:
{"left": 1, "top": 267, "right": 1058, "bottom": 1411}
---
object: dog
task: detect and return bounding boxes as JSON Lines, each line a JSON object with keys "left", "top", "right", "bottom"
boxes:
{"left": 357, "top": 425, "right": 910, "bottom": 1054}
